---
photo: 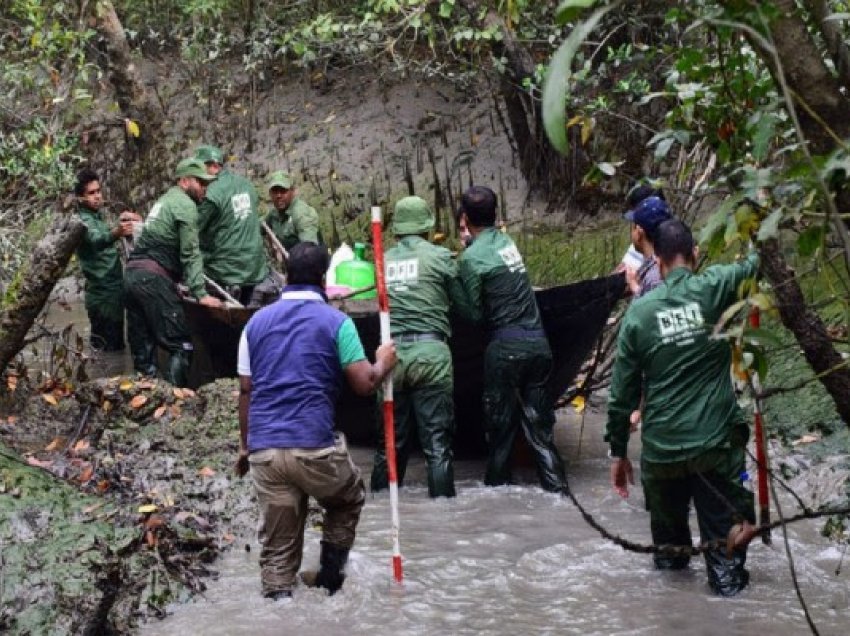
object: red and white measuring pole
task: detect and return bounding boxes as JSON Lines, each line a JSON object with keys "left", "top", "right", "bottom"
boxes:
{"left": 371, "top": 205, "right": 403, "bottom": 583}
{"left": 749, "top": 305, "right": 771, "bottom": 545}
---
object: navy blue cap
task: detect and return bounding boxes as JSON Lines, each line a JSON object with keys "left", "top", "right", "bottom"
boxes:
{"left": 623, "top": 196, "right": 672, "bottom": 233}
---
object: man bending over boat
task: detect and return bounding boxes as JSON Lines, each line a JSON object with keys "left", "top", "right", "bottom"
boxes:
{"left": 455, "top": 186, "right": 568, "bottom": 493}
{"left": 605, "top": 219, "right": 758, "bottom": 596}
{"left": 370, "top": 196, "right": 472, "bottom": 498}
{"left": 235, "top": 242, "right": 397, "bottom": 600}
{"left": 124, "top": 158, "right": 222, "bottom": 386}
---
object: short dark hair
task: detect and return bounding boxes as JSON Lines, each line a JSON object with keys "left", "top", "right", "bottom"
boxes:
{"left": 654, "top": 219, "right": 695, "bottom": 264}
{"left": 459, "top": 186, "right": 497, "bottom": 227}
{"left": 74, "top": 168, "right": 100, "bottom": 196}
{"left": 287, "top": 242, "right": 330, "bottom": 286}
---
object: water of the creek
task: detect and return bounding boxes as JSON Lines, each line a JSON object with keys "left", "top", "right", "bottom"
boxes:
{"left": 142, "top": 422, "right": 850, "bottom": 636}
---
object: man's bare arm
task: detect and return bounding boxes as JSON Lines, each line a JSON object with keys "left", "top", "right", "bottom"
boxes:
{"left": 343, "top": 342, "right": 398, "bottom": 396}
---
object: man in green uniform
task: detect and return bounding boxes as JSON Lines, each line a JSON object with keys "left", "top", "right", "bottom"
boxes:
{"left": 124, "top": 158, "right": 222, "bottom": 386}
{"left": 73, "top": 168, "right": 140, "bottom": 351}
{"left": 195, "top": 145, "right": 279, "bottom": 307}
{"left": 265, "top": 170, "right": 323, "bottom": 250}
{"left": 605, "top": 219, "right": 758, "bottom": 596}
{"left": 370, "top": 196, "right": 470, "bottom": 498}
{"left": 456, "top": 186, "right": 567, "bottom": 493}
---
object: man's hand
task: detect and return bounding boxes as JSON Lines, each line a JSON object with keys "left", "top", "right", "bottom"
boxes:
{"left": 199, "top": 295, "right": 223, "bottom": 308}
{"left": 375, "top": 341, "right": 398, "bottom": 371}
{"left": 610, "top": 457, "right": 634, "bottom": 499}
{"left": 625, "top": 267, "right": 640, "bottom": 296}
{"left": 119, "top": 210, "right": 143, "bottom": 223}
{"left": 629, "top": 409, "right": 642, "bottom": 432}
{"left": 234, "top": 450, "right": 249, "bottom": 477}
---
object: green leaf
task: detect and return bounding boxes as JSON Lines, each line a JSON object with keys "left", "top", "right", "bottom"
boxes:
{"left": 756, "top": 208, "right": 782, "bottom": 242}
{"left": 542, "top": 4, "right": 613, "bottom": 155}
{"left": 751, "top": 113, "right": 777, "bottom": 162}
{"left": 439, "top": 1, "right": 454, "bottom": 18}
{"left": 797, "top": 224, "right": 825, "bottom": 257}
{"left": 555, "top": 0, "right": 600, "bottom": 24}
{"left": 744, "top": 327, "right": 782, "bottom": 347}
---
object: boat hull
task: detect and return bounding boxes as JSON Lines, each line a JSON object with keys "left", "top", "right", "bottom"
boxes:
{"left": 184, "top": 273, "right": 625, "bottom": 453}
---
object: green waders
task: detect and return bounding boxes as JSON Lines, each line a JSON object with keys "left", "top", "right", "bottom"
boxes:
{"left": 641, "top": 427, "right": 755, "bottom": 596}
{"left": 124, "top": 268, "right": 194, "bottom": 386}
{"left": 482, "top": 336, "right": 567, "bottom": 493}
{"left": 370, "top": 340, "right": 456, "bottom": 498}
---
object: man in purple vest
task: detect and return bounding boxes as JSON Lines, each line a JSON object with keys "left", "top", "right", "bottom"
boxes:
{"left": 236, "top": 242, "right": 397, "bottom": 600}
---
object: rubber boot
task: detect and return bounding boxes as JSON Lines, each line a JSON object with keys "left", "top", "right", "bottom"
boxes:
{"left": 132, "top": 341, "right": 158, "bottom": 377}
{"left": 314, "top": 541, "right": 350, "bottom": 595}
{"left": 704, "top": 549, "right": 750, "bottom": 596}
{"left": 164, "top": 350, "right": 192, "bottom": 388}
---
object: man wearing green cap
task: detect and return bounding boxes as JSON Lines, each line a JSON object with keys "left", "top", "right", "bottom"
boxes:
{"left": 456, "top": 186, "right": 567, "bottom": 493}
{"left": 124, "top": 157, "right": 222, "bottom": 386}
{"left": 370, "top": 196, "right": 471, "bottom": 498}
{"left": 195, "top": 145, "right": 277, "bottom": 307}
{"left": 265, "top": 170, "right": 323, "bottom": 250}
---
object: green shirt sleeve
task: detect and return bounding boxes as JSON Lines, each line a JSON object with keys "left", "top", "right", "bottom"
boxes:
{"left": 604, "top": 312, "right": 642, "bottom": 458}
{"left": 81, "top": 214, "right": 115, "bottom": 251}
{"left": 703, "top": 251, "right": 759, "bottom": 309}
{"left": 291, "top": 202, "right": 320, "bottom": 243}
{"left": 175, "top": 202, "right": 207, "bottom": 299}
{"left": 456, "top": 254, "right": 484, "bottom": 323}
{"left": 336, "top": 317, "right": 366, "bottom": 367}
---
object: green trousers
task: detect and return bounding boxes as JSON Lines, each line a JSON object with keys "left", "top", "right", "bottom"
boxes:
{"left": 124, "top": 268, "right": 193, "bottom": 387}
{"left": 371, "top": 340, "right": 456, "bottom": 498}
{"left": 482, "top": 337, "right": 567, "bottom": 493}
{"left": 642, "top": 427, "right": 755, "bottom": 595}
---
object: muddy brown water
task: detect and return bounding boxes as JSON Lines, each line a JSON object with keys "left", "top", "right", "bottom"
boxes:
{"left": 139, "top": 418, "right": 849, "bottom": 636}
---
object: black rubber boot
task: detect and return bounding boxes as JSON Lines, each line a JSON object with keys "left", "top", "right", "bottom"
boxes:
{"left": 132, "top": 341, "right": 157, "bottom": 377}
{"left": 705, "top": 549, "right": 750, "bottom": 596}
{"left": 263, "top": 589, "right": 292, "bottom": 601}
{"left": 314, "top": 541, "right": 350, "bottom": 595}
{"left": 164, "top": 350, "right": 192, "bottom": 388}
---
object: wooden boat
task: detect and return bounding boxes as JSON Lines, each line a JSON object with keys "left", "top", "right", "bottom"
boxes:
{"left": 184, "top": 273, "right": 625, "bottom": 454}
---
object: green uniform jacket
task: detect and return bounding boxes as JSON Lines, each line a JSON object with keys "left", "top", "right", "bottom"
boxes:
{"left": 131, "top": 186, "right": 208, "bottom": 299}
{"left": 386, "top": 236, "right": 469, "bottom": 338}
{"left": 457, "top": 227, "right": 542, "bottom": 329}
{"left": 197, "top": 170, "right": 267, "bottom": 286}
{"left": 264, "top": 197, "right": 321, "bottom": 250}
{"left": 75, "top": 206, "right": 123, "bottom": 315}
{"left": 605, "top": 253, "right": 759, "bottom": 463}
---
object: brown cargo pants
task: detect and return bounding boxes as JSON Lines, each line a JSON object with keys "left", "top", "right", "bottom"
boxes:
{"left": 249, "top": 433, "right": 365, "bottom": 596}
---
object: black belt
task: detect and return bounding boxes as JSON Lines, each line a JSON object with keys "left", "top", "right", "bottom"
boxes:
{"left": 492, "top": 327, "right": 546, "bottom": 340}
{"left": 395, "top": 332, "right": 446, "bottom": 343}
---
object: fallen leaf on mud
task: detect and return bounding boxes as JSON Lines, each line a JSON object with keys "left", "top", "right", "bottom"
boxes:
{"left": 198, "top": 466, "right": 216, "bottom": 478}
{"left": 42, "top": 393, "right": 58, "bottom": 406}
{"left": 136, "top": 380, "right": 156, "bottom": 390}
{"left": 45, "top": 437, "right": 63, "bottom": 451}
{"left": 138, "top": 504, "right": 158, "bottom": 514}
{"left": 571, "top": 395, "right": 586, "bottom": 413}
{"left": 102, "top": 400, "right": 112, "bottom": 413}
{"left": 169, "top": 404, "right": 182, "bottom": 418}
{"left": 144, "top": 530, "right": 157, "bottom": 547}
{"left": 78, "top": 464, "right": 94, "bottom": 483}
{"left": 144, "top": 515, "right": 166, "bottom": 529}
{"left": 181, "top": 388, "right": 196, "bottom": 398}
{"left": 153, "top": 405, "right": 167, "bottom": 419}
{"left": 119, "top": 380, "right": 134, "bottom": 391}
{"left": 26, "top": 456, "right": 53, "bottom": 468}
{"left": 222, "top": 533, "right": 235, "bottom": 543}
{"left": 6, "top": 415, "right": 16, "bottom": 425}
{"left": 7, "top": 375, "right": 17, "bottom": 392}
{"left": 83, "top": 502, "right": 103, "bottom": 514}
{"left": 792, "top": 434, "right": 820, "bottom": 446}
{"left": 72, "top": 439, "right": 90, "bottom": 453}
{"left": 130, "top": 394, "right": 148, "bottom": 408}
{"left": 173, "top": 388, "right": 185, "bottom": 399}
{"left": 96, "top": 480, "right": 110, "bottom": 492}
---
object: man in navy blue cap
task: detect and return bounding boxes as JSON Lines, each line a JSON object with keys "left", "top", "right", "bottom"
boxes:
{"left": 623, "top": 195, "right": 672, "bottom": 297}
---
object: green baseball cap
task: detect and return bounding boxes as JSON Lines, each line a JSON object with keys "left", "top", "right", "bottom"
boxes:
{"left": 267, "top": 170, "right": 293, "bottom": 190}
{"left": 194, "top": 144, "right": 224, "bottom": 165}
{"left": 175, "top": 157, "right": 216, "bottom": 182}
{"left": 393, "top": 196, "right": 434, "bottom": 235}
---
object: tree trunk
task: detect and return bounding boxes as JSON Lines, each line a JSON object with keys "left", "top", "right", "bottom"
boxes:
{"left": 0, "top": 214, "right": 85, "bottom": 374}
{"left": 759, "top": 238, "right": 850, "bottom": 425}
{"left": 804, "top": 0, "right": 850, "bottom": 93}
{"left": 723, "top": 0, "right": 850, "bottom": 155}
{"left": 456, "top": 0, "right": 584, "bottom": 201}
